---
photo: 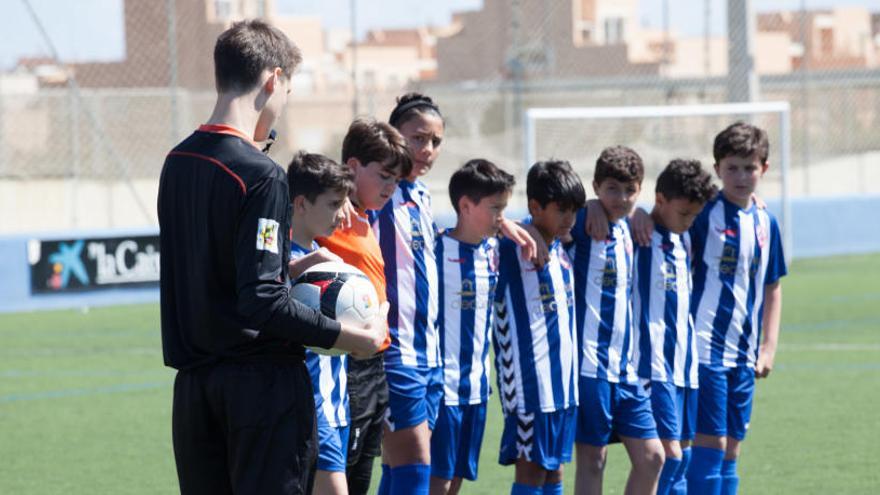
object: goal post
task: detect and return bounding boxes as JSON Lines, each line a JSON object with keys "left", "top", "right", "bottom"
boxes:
{"left": 523, "top": 101, "right": 792, "bottom": 260}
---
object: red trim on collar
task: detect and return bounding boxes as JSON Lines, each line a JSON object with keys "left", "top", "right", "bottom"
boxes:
{"left": 198, "top": 124, "right": 258, "bottom": 149}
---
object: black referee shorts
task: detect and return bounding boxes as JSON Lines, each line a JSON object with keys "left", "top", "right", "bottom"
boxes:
{"left": 172, "top": 359, "right": 317, "bottom": 495}
{"left": 345, "top": 354, "right": 388, "bottom": 467}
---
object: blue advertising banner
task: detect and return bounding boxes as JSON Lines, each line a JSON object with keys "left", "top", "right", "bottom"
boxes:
{"left": 29, "top": 235, "right": 160, "bottom": 293}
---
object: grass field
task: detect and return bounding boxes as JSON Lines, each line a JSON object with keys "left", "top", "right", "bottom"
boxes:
{"left": 1, "top": 254, "right": 879, "bottom": 494}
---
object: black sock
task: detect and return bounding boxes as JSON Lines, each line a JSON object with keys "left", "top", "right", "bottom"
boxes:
{"left": 346, "top": 455, "right": 376, "bottom": 495}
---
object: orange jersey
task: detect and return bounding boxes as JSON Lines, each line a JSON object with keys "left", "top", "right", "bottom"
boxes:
{"left": 317, "top": 209, "right": 391, "bottom": 350}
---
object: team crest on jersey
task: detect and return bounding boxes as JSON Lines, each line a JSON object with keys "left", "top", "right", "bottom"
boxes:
{"left": 256, "top": 218, "right": 280, "bottom": 254}
{"left": 458, "top": 278, "right": 477, "bottom": 297}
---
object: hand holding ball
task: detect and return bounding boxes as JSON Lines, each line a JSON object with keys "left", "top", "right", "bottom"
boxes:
{"left": 291, "top": 262, "right": 381, "bottom": 356}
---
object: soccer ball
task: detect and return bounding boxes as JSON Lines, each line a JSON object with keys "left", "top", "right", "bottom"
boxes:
{"left": 291, "top": 261, "right": 380, "bottom": 356}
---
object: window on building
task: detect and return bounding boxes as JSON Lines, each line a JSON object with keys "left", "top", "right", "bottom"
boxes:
{"left": 604, "top": 17, "right": 625, "bottom": 45}
{"left": 215, "top": 0, "right": 233, "bottom": 20}
{"left": 573, "top": 21, "right": 594, "bottom": 46}
{"left": 819, "top": 27, "right": 833, "bottom": 57}
{"left": 581, "top": 26, "right": 594, "bottom": 44}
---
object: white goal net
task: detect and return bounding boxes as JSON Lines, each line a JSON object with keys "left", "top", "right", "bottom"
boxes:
{"left": 523, "top": 102, "right": 792, "bottom": 259}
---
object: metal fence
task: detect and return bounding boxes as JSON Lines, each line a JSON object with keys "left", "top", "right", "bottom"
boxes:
{"left": 2, "top": 0, "right": 878, "bottom": 232}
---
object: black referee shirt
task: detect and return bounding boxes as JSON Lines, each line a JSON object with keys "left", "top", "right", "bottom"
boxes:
{"left": 158, "top": 126, "right": 340, "bottom": 370}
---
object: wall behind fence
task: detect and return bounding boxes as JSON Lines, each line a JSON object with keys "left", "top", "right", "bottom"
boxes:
{"left": 3, "top": 71, "right": 879, "bottom": 234}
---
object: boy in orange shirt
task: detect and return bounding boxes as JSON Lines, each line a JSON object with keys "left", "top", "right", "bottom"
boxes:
{"left": 318, "top": 118, "right": 412, "bottom": 494}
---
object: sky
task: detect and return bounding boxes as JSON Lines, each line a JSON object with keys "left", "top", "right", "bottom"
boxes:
{"left": 2, "top": 0, "right": 878, "bottom": 70}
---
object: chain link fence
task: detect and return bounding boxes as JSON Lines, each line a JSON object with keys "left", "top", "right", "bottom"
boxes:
{"left": 1, "top": 0, "right": 878, "bottom": 232}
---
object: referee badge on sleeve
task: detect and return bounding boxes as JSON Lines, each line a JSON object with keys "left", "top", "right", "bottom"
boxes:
{"left": 256, "top": 218, "right": 280, "bottom": 254}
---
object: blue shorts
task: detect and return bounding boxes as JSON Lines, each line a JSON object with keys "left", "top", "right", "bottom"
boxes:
{"left": 499, "top": 407, "right": 576, "bottom": 471}
{"left": 384, "top": 364, "right": 443, "bottom": 432}
{"left": 696, "top": 364, "right": 755, "bottom": 441}
{"left": 576, "top": 377, "right": 658, "bottom": 446}
{"left": 316, "top": 422, "right": 350, "bottom": 472}
{"left": 647, "top": 380, "right": 698, "bottom": 442}
{"left": 430, "top": 402, "right": 488, "bottom": 481}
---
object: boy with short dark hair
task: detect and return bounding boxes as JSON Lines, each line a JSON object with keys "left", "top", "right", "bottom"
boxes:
{"left": 571, "top": 146, "right": 666, "bottom": 495}
{"left": 158, "top": 20, "right": 384, "bottom": 495}
{"left": 631, "top": 159, "right": 717, "bottom": 494}
{"left": 495, "top": 160, "right": 585, "bottom": 495}
{"left": 430, "top": 159, "right": 516, "bottom": 495}
{"left": 686, "top": 123, "right": 786, "bottom": 495}
{"left": 286, "top": 151, "right": 358, "bottom": 495}
{"left": 315, "top": 117, "right": 413, "bottom": 495}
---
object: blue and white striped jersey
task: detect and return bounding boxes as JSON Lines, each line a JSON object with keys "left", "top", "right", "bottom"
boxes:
{"left": 291, "top": 241, "right": 349, "bottom": 428}
{"left": 372, "top": 179, "right": 441, "bottom": 368}
{"left": 436, "top": 232, "right": 498, "bottom": 405}
{"left": 494, "top": 237, "right": 578, "bottom": 415}
{"left": 632, "top": 226, "right": 699, "bottom": 388}
{"left": 690, "top": 193, "right": 787, "bottom": 369}
{"left": 570, "top": 206, "right": 637, "bottom": 384}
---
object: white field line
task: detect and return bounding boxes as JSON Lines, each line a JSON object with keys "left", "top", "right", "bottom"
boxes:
{"left": 780, "top": 343, "right": 880, "bottom": 352}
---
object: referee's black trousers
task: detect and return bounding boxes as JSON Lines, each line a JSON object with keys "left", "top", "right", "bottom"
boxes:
{"left": 172, "top": 360, "right": 318, "bottom": 495}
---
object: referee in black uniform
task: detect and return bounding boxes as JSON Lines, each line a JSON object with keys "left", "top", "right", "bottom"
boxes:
{"left": 158, "top": 20, "right": 386, "bottom": 495}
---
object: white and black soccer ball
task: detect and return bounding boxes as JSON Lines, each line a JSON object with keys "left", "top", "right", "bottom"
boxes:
{"left": 291, "top": 261, "right": 380, "bottom": 356}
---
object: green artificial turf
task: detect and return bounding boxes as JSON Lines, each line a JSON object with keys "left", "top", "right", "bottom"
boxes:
{"left": 1, "top": 254, "right": 878, "bottom": 494}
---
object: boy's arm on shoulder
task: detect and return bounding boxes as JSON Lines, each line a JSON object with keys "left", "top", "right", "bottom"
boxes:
{"left": 583, "top": 201, "right": 652, "bottom": 245}
{"left": 500, "top": 218, "right": 540, "bottom": 265}
{"left": 756, "top": 281, "right": 782, "bottom": 379}
{"left": 628, "top": 207, "right": 653, "bottom": 246}
{"left": 339, "top": 197, "right": 356, "bottom": 229}
{"left": 583, "top": 200, "right": 608, "bottom": 241}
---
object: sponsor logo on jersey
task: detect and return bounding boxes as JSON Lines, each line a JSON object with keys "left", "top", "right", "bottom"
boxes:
{"left": 598, "top": 257, "right": 618, "bottom": 288}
